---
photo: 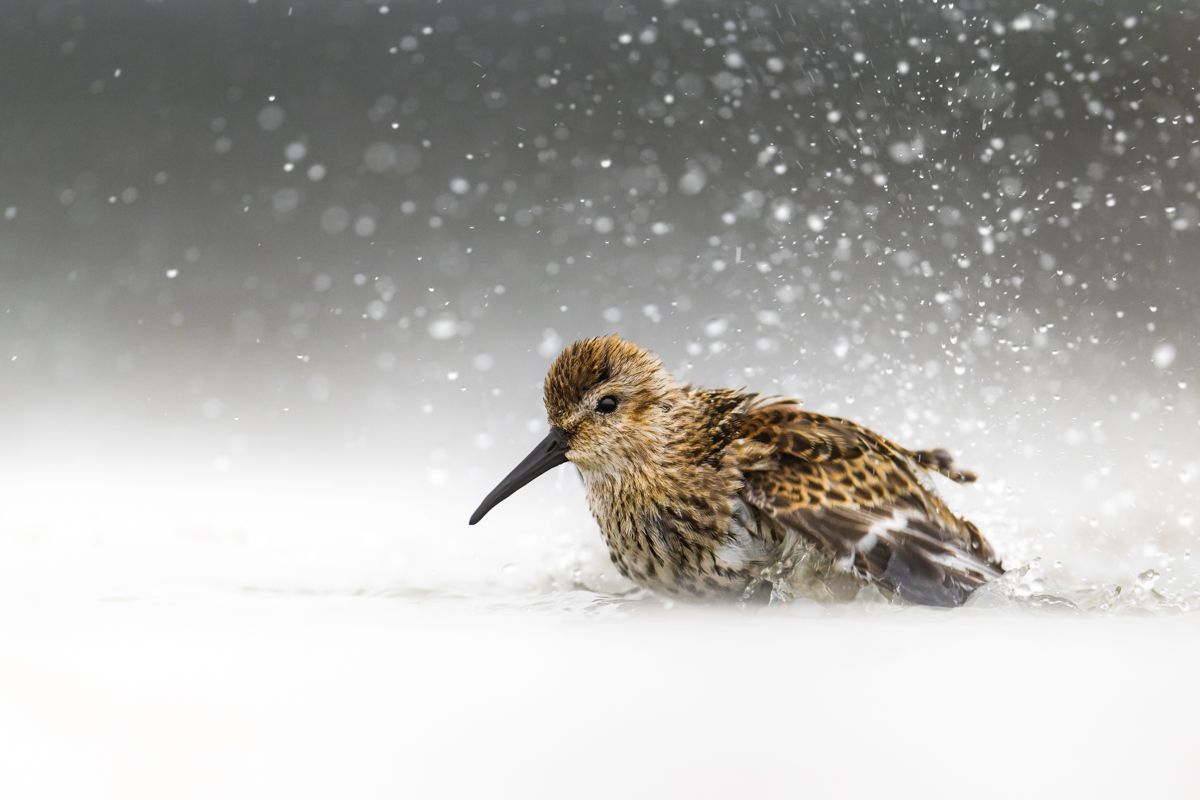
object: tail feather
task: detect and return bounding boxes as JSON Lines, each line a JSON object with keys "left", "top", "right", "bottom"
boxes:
{"left": 912, "top": 448, "right": 977, "bottom": 483}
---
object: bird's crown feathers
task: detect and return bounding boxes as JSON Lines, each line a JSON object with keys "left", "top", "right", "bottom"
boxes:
{"left": 543, "top": 334, "right": 668, "bottom": 420}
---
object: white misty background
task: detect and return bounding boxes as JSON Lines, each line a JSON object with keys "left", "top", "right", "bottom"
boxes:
{"left": 1, "top": 0, "right": 1195, "bottom": 602}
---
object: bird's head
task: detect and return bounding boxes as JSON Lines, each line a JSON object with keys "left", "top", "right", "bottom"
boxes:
{"left": 469, "top": 335, "right": 681, "bottom": 525}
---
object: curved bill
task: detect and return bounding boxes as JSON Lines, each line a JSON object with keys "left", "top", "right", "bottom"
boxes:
{"left": 469, "top": 427, "right": 570, "bottom": 525}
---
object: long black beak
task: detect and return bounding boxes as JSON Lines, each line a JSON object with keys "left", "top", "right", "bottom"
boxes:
{"left": 469, "top": 427, "right": 570, "bottom": 525}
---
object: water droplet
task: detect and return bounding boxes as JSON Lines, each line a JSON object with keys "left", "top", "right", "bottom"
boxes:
{"left": 1135, "top": 569, "right": 1159, "bottom": 592}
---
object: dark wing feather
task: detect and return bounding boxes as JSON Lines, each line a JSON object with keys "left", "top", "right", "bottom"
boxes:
{"left": 736, "top": 400, "right": 1000, "bottom": 606}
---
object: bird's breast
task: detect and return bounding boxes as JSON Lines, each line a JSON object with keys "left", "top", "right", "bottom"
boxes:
{"left": 586, "top": 484, "right": 780, "bottom": 600}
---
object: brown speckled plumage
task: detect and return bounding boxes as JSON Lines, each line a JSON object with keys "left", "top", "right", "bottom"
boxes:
{"left": 474, "top": 335, "right": 1002, "bottom": 607}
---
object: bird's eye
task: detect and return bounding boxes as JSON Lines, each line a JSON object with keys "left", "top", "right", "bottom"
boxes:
{"left": 595, "top": 395, "right": 619, "bottom": 414}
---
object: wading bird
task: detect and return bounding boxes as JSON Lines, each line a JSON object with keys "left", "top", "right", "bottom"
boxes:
{"left": 470, "top": 335, "right": 1001, "bottom": 606}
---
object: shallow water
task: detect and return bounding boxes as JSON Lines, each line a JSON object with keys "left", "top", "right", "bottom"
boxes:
{"left": 2, "top": 447, "right": 1196, "bottom": 799}
{"left": 0, "top": 433, "right": 1196, "bottom": 799}
{"left": 3, "top": 588, "right": 1198, "bottom": 800}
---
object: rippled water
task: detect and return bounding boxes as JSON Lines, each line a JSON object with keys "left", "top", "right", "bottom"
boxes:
{"left": 6, "top": 568, "right": 1198, "bottom": 800}
{"left": 2, "top": 438, "right": 1194, "bottom": 615}
{"left": 341, "top": 547, "right": 1200, "bottom": 620}
{"left": 477, "top": 563, "right": 1200, "bottom": 618}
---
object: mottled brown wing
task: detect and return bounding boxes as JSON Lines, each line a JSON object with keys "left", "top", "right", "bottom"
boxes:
{"left": 737, "top": 400, "right": 1000, "bottom": 606}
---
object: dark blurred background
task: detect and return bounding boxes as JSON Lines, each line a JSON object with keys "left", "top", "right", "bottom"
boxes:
{"left": 1, "top": 0, "right": 1197, "bottom": 594}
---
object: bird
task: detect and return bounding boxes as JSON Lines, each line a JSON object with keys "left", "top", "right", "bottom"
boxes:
{"left": 469, "top": 335, "right": 1002, "bottom": 607}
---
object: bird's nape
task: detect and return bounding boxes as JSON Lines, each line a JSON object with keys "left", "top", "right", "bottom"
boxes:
{"left": 468, "top": 427, "right": 570, "bottom": 525}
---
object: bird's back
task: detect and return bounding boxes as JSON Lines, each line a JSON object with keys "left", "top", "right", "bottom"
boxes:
{"left": 722, "top": 394, "right": 1001, "bottom": 606}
